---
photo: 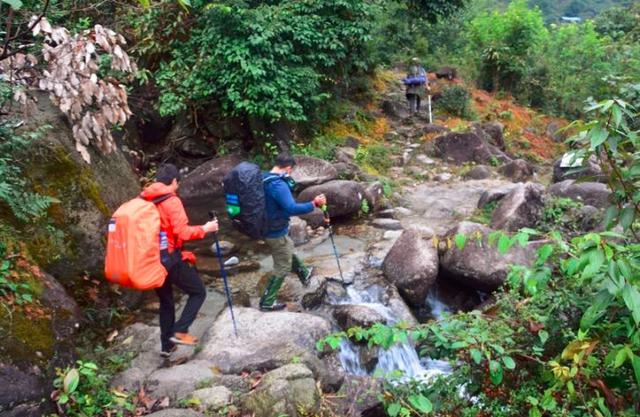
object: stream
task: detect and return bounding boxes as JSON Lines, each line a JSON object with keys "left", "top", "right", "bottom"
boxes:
{"left": 330, "top": 285, "right": 452, "bottom": 383}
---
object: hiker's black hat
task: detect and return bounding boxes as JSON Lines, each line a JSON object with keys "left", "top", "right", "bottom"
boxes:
{"left": 156, "top": 163, "right": 182, "bottom": 185}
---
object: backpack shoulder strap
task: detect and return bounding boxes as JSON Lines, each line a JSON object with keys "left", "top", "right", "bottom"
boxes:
{"left": 263, "top": 173, "right": 285, "bottom": 185}
{"left": 140, "top": 194, "right": 174, "bottom": 205}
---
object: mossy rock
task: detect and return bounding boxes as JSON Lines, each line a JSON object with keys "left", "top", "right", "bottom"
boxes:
{"left": 13, "top": 93, "right": 140, "bottom": 280}
{"left": 0, "top": 265, "right": 81, "bottom": 369}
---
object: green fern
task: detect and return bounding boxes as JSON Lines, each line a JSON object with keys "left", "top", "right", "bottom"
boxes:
{"left": 0, "top": 121, "right": 57, "bottom": 222}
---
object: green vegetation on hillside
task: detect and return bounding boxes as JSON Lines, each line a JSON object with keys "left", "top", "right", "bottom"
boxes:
{"left": 320, "top": 97, "right": 640, "bottom": 417}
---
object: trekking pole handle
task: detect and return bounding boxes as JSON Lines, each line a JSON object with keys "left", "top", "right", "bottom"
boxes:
{"left": 320, "top": 204, "right": 331, "bottom": 224}
{"left": 208, "top": 211, "right": 220, "bottom": 235}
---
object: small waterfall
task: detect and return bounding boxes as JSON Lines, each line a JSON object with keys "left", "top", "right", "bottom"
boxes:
{"left": 338, "top": 339, "right": 367, "bottom": 376}
{"left": 425, "top": 291, "right": 451, "bottom": 320}
{"left": 332, "top": 284, "right": 451, "bottom": 382}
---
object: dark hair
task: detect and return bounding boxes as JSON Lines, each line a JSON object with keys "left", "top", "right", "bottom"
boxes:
{"left": 275, "top": 152, "right": 296, "bottom": 169}
{"left": 155, "top": 163, "right": 181, "bottom": 185}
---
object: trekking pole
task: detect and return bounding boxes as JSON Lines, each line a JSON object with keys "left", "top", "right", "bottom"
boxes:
{"left": 321, "top": 205, "right": 348, "bottom": 285}
{"left": 427, "top": 94, "right": 433, "bottom": 124}
{"left": 209, "top": 211, "right": 239, "bottom": 338}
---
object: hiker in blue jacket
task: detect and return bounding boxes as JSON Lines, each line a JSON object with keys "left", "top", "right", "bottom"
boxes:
{"left": 260, "top": 153, "right": 326, "bottom": 311}
{"left": 404, "top": 57, "right": 430, "bottom": 115}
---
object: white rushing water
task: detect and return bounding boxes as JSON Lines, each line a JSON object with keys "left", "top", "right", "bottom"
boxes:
{"left": 333, "top": 285, "right": 451, "bottom": 383}
{"left": 425, "top": 290, "right": 452, "bottom": 320}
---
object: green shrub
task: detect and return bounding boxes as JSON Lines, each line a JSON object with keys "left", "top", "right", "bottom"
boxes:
{"left": 52, "top": 361, "right": 134, "bottom": 417}
{"left": 541, "top": 196, "right": 582, "bottom": 231}
{"left": 354, "top": 143, "right": 396, "bottom": 174}
{"left": 437, "top": 85, "right": 472, "bottom": 118}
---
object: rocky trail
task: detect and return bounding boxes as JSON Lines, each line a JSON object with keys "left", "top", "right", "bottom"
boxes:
{"left": 101, "top": 74, "right": 611, "bottom": 417}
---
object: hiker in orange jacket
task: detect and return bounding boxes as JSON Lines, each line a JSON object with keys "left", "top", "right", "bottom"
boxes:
{"left": 140, "top": 163, "right": 218, "bottom": 357}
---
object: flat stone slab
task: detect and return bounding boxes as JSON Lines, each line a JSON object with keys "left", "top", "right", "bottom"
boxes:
{"left": 371, "top": 218, "right": 403, "bottom": 230}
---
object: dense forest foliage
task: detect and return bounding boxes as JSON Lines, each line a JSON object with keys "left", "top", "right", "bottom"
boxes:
{"left": 479, "top": 0, "right": 634, "bottom": 21}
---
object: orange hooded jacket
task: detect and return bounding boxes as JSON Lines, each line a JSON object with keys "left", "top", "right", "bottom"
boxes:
{"left": 140, "top": 182, "right": 205, "bottom": 261}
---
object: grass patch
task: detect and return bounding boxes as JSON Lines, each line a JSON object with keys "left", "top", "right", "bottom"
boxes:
{"left": 354, "top": 143, "right": 397, "bottom": 174}
{"left": 469, "top": 200, "right": 498, "bottom": 225}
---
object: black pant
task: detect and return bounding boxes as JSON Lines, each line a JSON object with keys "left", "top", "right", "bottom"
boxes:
{"left": 155, "top": 259, "right": 206, "bottom": 351}
{"left": 406, "top": 93, "right": 421, "bottom": 113}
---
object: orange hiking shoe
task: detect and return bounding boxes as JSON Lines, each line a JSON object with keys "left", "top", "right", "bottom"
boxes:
{"left": 170, "top": 332, "right": 198, "bottom": 346}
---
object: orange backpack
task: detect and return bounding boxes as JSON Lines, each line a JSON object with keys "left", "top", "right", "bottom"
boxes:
{"left": 104, "top": 195, "right": 171, "bottom": 290}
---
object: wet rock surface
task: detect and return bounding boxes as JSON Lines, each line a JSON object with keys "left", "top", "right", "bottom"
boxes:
{"left": 382, "top": 229, "right": 439, "bottom": 306}
{"left": 440, "top": 222, "right": 541, "bottom": 292}
{"left": 490, "top": 182, "right": 546, "bottom": 231}
{"left": 292, "top": 155, "right": 338, "bottom": 188}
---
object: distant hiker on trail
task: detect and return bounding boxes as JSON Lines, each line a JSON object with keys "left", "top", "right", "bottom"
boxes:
{"left": 259, "top": 153, "right": 326, "bottom": 311}
{"left": 140, "top": 163, "right": 219, "bottom": 357}
{"left": 404, "top": 57, "right": 430, "bottom": 115}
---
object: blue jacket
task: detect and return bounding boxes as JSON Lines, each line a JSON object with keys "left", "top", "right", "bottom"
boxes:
{"left": 263, "top": 173, "right": 314, "bottom": 238}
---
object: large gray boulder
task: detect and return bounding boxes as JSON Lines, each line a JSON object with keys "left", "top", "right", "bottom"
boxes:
{"left": 197, "top": 308, "right": 332, "bottom": 373}
{"left": 0, "top": 271, "right": 82, "bottom": 414}
{"left": 382, "top": 229, "right": 439, "bottom": 306}
{"left": 464, "top": 165, "right": 492, "bottom": 180}
{"left": 382, "top": 99, "right": 409, "bottom": 119}
{"left": 498, "top": 159, "right": 535, "bottom": 182}
{"left": 552, "top": 154, "right": 605, "bottom": 183}
{"left": 434, "top": 132, "right": 494, "bottom": 164}
{"left": 299, "top": 207, "right": 326, "bottom": 228}
{"left": 0, "top": 364, "right": 46, "bottom": 413}
{"left": 298, "top": 180, "right": 366, "bottom": 218}
{"left": 491, "top": 183, "right": 546, "bottom": 232}
{"left": 291, "top": 156, "right": 338, "bottom": 188}
{"left": 333, "top": 305, "right": 388, "bottom": 330}
{"left": 364, "top": 181, "right": 384, "bottom": 212}
{"left": 242, "top": 364, "right": 318, "bottom": 417}
{"left": 472, "top": 122, "right": 505, "bottom": 150}
{"left": 334, "top": 147, "right": 357, "bottom": 165}
{"left": 189, "top": 386, "right": 233, "bottom": 411}
{"left": 477, "top": 184, "right": 519, "bottom": 208}
{"left": 145, "top": 360, "right": 215, "bottom": 401}
{"left": 548, "top": 180, "right": 611, "bottom": 209}
{"left": 256, "top": 274, "right": 328, "bottom": 309}
{"left": 20, "top": 92, "right": 139, "bottom": 277}
{"left": 179, "top": 155, "right": 243, "bottom": 219}
{"left": 440, "top": 222, "right": 541, "bottom": 292}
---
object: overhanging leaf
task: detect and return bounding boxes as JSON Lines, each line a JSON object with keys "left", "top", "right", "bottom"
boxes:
{"left": 408, "top": 394, "right": 433, "bottom": 413}
{"left": 470, "top": 348, "right": 483, "bottom": 364}
{"left": 63, "top": 368, "right": 80, "bottom": 394}
{"left": 603, "top": 206, "right": 619, "bottom": 230}
{"left": 2, "top": 0, "right": 22, "bottom": 10}
{"left": 621, "top": 284, "right": 640, "bottom": 325}
{"left": 502, "top": 356, "right": 516, "bottom": 370}
{"left": 589, "top": 126, "right": 609, "bottom": 149}
{"left": 580, "top": 290, "right": 613, "bottom": 330}
{"left": 489, "top": 360, "right": 503, "bottom": 384}
{"left": 619, "top": 205, "right": 636, "bottom": 231}
{"left": 387, "top": 402, "right": 401, "bottom": 417}
{"left": 632, "top": 355, "right": 640, "bottom": 387}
